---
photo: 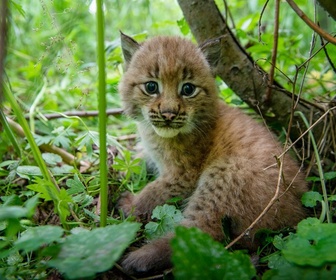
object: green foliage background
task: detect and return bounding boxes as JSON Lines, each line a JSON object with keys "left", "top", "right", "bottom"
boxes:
{"left": 1, "top": 0, "right": 335, "bottom": 279}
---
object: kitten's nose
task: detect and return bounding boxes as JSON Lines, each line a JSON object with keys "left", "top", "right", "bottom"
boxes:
{"left": 161, "top": 111, "right": 177, "bottom": 121}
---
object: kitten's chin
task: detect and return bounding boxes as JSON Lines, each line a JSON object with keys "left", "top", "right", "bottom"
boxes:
{"left": 152, "top": 126, "right": 180, "bottom": 138}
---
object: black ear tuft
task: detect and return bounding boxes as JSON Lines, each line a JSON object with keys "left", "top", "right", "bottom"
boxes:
{"left": 120, "top": 31, "right": 141, "bottom": 69}
{"left": 199, "top": 37, "right": 223, "bottom": 70}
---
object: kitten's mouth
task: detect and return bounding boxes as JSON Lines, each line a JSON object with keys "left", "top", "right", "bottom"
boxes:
{"left": 152, "top": 126, "right": 180, "bottom": 138}
{"left": 151, "top": 124, "right": 181, "bottom": 138}
{"left": 151, "top": 121, "right": 183, "bottom": 138}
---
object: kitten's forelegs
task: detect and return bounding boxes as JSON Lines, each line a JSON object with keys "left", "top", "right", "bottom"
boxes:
{"left": 118, "top": 175, "right": 195, "bottom": 220}
{"left": 120, "top": 187, "right": 226, "bottom": 274}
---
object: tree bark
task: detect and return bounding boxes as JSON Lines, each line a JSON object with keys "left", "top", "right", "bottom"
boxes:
{"left": 177, "top": 0, "right": 324, "bottom": 140}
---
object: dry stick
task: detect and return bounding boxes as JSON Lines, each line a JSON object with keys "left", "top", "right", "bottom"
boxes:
{"left": 266, "top": 0, "right": 280, "bottom": 102}
{"left": 6, "top": 117, "right": 90, "bottom": 168}
{"left": 279, "top": 106, "right": 336, "bottom": 159}
{"left": 319, "top": 34, "right": 336, "bottom": 73}
{"left": 258, "top": 0, "right": 270, "bottom": 42}
{"left": 286, "top": 0, "right": 336, "bottom": 45}
{"left": 24, "top": 108, "right": 123, "bottom": 120}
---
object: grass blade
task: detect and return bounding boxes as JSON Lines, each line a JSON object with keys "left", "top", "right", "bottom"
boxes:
{"left": 96, "top": 0, "right": 108, "bottom": 227}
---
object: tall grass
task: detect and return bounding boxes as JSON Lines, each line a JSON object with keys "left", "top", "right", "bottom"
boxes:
{"left": 96, "top": 0, "right": 108, "bottom": 227}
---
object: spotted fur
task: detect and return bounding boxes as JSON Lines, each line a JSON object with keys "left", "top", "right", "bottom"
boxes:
{"left": 117, "top": 33, "right": 307, "bottom": 274}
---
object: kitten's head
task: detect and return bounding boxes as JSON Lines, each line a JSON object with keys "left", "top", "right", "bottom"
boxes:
{"left": 118, "top": 33, "right": 219, "bottom": 138}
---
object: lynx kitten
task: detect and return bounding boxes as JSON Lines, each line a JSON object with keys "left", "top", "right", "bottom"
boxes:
{"left": 117, "top": 33, "right": 307, "bottom": 274}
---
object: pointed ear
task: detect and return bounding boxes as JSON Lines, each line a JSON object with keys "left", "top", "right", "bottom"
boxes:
{"left": 199, "top": 37, "right": 222, "bottom": 71}
{"left": 120, "top": 31, "right": 141, "bottom": 69}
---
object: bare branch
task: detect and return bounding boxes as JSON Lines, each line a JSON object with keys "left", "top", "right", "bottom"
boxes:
{"left": 24, "top": 108, "right": 123, "bottom": 120}
{"left": 6, "top": 117, "right": 90, "bottom": 169}
{"left": 286, "top": 0, "right": 336, "bottom": 45}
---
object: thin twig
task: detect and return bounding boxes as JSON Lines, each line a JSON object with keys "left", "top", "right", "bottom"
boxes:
{"left": 258, "top": 0, "right": 270, "bottom": 42}
{"left": 319, "top": 34, "right": 336, "bottom": 73}
{"left": 225, "top": 157, "right": 284, "bottom": 249}
{"left": 266, "top": 0, "right": 280, "bottom": 102}
{"left": 279, "top": 106, "right": 336, "bottom": 159}
{"left": 24, "top": 108, "right": 123, "bottom": 120}
{"left": 285, "top": 0, "right": 336, "bottom": 45}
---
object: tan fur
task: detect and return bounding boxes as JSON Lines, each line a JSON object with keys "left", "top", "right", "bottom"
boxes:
{"left": 117, "top": 34, "right": 307, "bottom": 274}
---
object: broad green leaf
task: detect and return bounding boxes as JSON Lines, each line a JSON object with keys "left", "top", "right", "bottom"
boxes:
{"left": 0, "top": 195, "right": 39, "bottom": 220}
{"left": 329, "top": 195, "right": 336, "bottom": 201}
{"left": 47, "top": 222, "right": 141, "bottom": 279}
{"left": 263, "top": 264, "right": 336, "bottom": 280}
{"left": 15, "top": 225, "right": 64, "bottom": 252}
{"left": 16, "top": 165, "right": 42, "bottom": 179}
{"left": 50, "top": 165, "right": 74, "bottom": 175}
{"left": 305, "top": 176, "right": 321, "bottom": 182}
{"left": 282, "top": 218, "right": 336, "bottom": 266}
{"left": 272, "top": 235, "right": 286, "bottom": 250}
{"left": 172, "top": 227, "right": 256, "bottom": 280}
{"left": 145, "top": 205, "right": 183, "bottom": 239}
{"left": 301, "top": 191, "right": 322, "bottom": 207}
{"left": 42, "top": 153, "right": 62, "bottom": 166}
{"left": 0, "top": 207, "right": 29, "bottom": 220}
{"left": 266, "top": 252, "right": 291, "bottom": 270}
{"left": 324, "top": 171, "right": 336, "bottom": 181}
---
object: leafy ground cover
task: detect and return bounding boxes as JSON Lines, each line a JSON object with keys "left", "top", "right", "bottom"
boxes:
{"left": 1, "top": 0, "right": 335, "bottom": 279}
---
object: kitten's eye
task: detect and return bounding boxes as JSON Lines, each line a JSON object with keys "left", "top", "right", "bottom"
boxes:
{"left": 181, "top": 83, "right": 196, "bottom": 97}
{"left": 144, "top": 81, "right": 159, "bottom": 95}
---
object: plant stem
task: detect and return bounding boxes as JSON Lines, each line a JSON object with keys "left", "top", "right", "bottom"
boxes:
{"left": 0, "top": 110, "right": 22, "bottom": 157}
{"left": 29, "top": 80, "right": 47, "bottom": 133}
{"left": 96, "top": 0, "right": 108, "bottom": 227}
{"left": 295, "top": 111, "right": 331, "bottom": 223}
{"left": 3, "top": 83, "right": 59, "bottom": 196}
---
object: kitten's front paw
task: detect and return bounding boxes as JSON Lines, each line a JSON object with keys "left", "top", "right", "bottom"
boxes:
{"left": 117, "top": 191, "right": 154, "bottom": 221}
{"left": 121, "top": 239, "right": 172, "bottom": 275}
{"left": 117, "top": 191, "right": 135, "bottom": 217}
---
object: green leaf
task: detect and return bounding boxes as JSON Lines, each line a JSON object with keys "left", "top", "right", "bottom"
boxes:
{"left": 324, "top": 171, "right": 336, "bottom": 181}
{"left": 272, "top": 235, "right": 286, "bottom": 250}
{"left": 301, "top": 191, "right": 322, "bottom": 207}
{"left": 56, "top": 189, "right": 73, "bottom": 223}
{"left": 42, "top": 153, "right": 62, "bottom": 166}
{"left": 47, "top": 222, "right": 141, "bottom": 279}
{"left": 305, "top": 176, "right": 320, "bottom": 182}
{"left": 6, "top": 250, "right": 23, "bottom": 266}
{"left": 172, "top": 227, "right": 256, "bottom": 280}
{"left": 177, "top": 18, "right": 190, "bottom": 35}
{"left": 27, "top": 178, "right": 58, "bottom": 201}
{"left": 328, "top": 195, "right": 336, "bottom": 202}
{"left": 50, "top": 165, "right": 74, "bottom": 175}
{"left": 145, "top": 204, "right": 183, "bottom": 239}
{"left": 282, "top": 218, "right": 336, "bottom": 266}
{"left": 266, "top": 252, "right": 291, "bottom": 270}
{"left": 15, "top": 225, "right": 64, "bottom": 252}
{"left": 0, "top": 207, "right": 29, "bottom": 220}
{"left": 263, "top": 264, "right": 336, "bottom": 280}
{"left": 66, "top": 174, "right": 86, "bottom": 195}
{"left": 16, "top": 165, "right": 42, "bottom": 179}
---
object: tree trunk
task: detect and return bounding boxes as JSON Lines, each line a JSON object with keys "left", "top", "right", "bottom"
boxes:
{"left": 177, "top": 0, "right": 324, "bottom": 141}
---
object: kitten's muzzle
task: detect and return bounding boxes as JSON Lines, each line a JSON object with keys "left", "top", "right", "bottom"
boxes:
{"left": 160, "top": 110, "right": 177, "bottom": 122}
